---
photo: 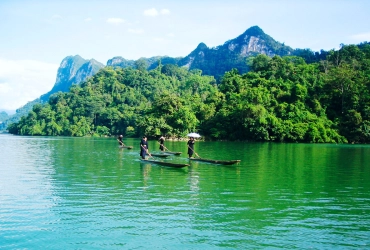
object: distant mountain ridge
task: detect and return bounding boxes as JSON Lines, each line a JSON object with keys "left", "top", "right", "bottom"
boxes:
{"left": 107, "top": 56, "right": 181, "bottom": 71}
{"left": 0, "top": 111, "right": 9, "bottom": 123}
{"left": 45, "top": 26, "right": 295, "bottom": 103}
{"left": 107, "top": 26, "right": 294, "bottom": 78}
{"left": 0, "top": 25, "right": 312, "bottom": 129}
{"left": 176, "top": 26, "right": 294, "bottom": 78}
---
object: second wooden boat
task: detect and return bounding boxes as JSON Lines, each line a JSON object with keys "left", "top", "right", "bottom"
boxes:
{"left": 164, "top": 151, "right": 182, "bottom": 155}
{"left": 119, "top": 145, "right": 133, "bottom": 149}
{"left": 150, "top": 153, "right": 172, "bottom": 158}
{"left": 141, "top": 159, "right": 189, "bottom": 168}
{"left": 189, "top": 158, "right": 241, "bottom": 165}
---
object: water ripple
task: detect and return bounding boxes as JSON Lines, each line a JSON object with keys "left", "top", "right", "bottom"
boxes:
{"left": 1, "top": 135, "right": 370, "bottom": 249}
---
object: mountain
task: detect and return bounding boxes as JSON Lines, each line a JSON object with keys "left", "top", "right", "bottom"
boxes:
{"left": 0, "top": 111, "right": 9, "bottom": 123}
{"left": 40, "top": 55, "right": 104, "bottom": 102}
{"left": 177, "top": 26, "right": 294, "bottom": 78}
{"left": 107, "top": 56, "right": 181, "bottom": 70}
{"left": 0, "top": 99, "right": 41, "bottom": 130}
{"left": 107, "top": 26, "right": 294, "bottom": 79}
{"left": 0, "top": 26, "right": 305, "bottom": 130}
{"left": 107, "top": 56, "right": 135, "bottom": 68}
{"left": 0, "top": 55, "right": 104, "bottom": 130}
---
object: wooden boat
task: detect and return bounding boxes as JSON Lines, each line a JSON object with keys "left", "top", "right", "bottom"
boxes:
{"left": 141, "top": 159, "right": 189, "bottom": 168}
{"left": 119, "top": 145, "right": 133, "bottom": 149}
{"left": 150, "top": 153, "right": 172, "bottom": 158}
{"left": 189, "top": 158, "right": 241, "bottom": 165}
{"left": 164, "top": 151, "right": 182, "bottom": 155}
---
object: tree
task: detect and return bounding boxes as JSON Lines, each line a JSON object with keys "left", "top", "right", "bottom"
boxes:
{"left": 134, "top": 58, "right": 148, "bottom": 72}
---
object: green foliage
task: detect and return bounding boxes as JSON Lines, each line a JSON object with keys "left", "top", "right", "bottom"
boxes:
{"left": 134, "top": 58, "right": 148, "bottom": 72}
{"left": 8, "top": 43, "right": 370, "bottom": 143}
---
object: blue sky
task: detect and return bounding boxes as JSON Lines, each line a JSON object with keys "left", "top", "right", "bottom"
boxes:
{"left": 1, "top": 0, "right": 370, "bottom": 111}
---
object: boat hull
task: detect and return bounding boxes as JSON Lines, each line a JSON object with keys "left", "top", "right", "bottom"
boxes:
{"left": 141, "top": 159, "right": 189, "bottom": 168}
{"left": 164, "top": 151, "right": 182, "bottom": 155}
{"left": 119, "top": 145, "right": 133, "bottom": 149}
{"left": 150, "top": 153, "right": 171, "bottom": 158}
{"left": 189, "top": 158, "right": 240, "bottom": 165}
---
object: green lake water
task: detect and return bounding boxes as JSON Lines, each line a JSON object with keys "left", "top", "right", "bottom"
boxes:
{"left": 0, "top": 134, "right": 369, "bottom": 249}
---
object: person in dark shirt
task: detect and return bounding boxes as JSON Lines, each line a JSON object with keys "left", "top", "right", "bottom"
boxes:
{"left": 187, "top": 137, "right": 195, "bottom": 158}
{"left": 158, "top": 136, "right": 165, "bottom": 151}
{"left": 140, "top": 136, "right": 149, "bottom": 159}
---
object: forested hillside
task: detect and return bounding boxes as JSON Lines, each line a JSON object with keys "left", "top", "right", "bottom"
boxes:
{"left": 8, "top": 43, "right": 370, "bottom": 143}
{"left": 0, "top": 111, "right": 9, "bottom": 123}
{"left": 0, "top": 25, "right": 332, "bottom": 132}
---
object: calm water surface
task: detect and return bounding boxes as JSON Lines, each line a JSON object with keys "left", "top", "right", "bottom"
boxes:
{"left": 0, "top": 134, "right": 369, "bottom": 249}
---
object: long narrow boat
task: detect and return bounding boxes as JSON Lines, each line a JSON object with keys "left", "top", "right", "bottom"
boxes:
{"left": 141, "top": 159, "right": 189, "bottom": 168}
{"left": 164, "top": 151, "right": 182, "bottom": 155}
{"left": 189, "top": 158, "right": 241, "bottom": 165}
{"left": 150, "top": 153, "right": 172, "bottom": 158}
{"left": 119, "top": 145, "right": 133, "bottom": 149}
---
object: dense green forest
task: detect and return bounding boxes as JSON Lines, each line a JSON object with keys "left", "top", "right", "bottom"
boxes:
{"left": 8, "top": 43, "right": 370, "bottom": 143}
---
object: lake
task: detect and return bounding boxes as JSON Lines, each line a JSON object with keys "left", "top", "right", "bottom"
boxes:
{"left": 1, "top": 134, "right": 369, "bottom": 249}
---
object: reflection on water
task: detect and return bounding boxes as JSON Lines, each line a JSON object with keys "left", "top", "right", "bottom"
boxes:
{"left": 0, "top": 134, "right": 369, "bottom": 249}
{"left": 140, "top": 163, "right": 152, "bottom": 190}
{"left": 188, "top": 166, "right": 200, "bottom": 193}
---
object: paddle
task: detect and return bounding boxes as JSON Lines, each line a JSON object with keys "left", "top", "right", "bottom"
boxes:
{"left": 157, "top": 141, "right": 170, "bottom": 152}
{"left": 140, "top": 145, "right": 155, "bottom": 160}
{"left": 187, "top": 145, "right": 201, "bottom": 158}
{"left": 117, "top": 139, "right": 126, "bottom": 147}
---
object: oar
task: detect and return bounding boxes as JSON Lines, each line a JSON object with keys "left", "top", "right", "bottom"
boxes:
{"left": 187, "top": 145, "right": 201, "bottom": 158}
{"left": 157, "top": 141, "right": 171, "bottom": 152}
{"left": 140, "top": 145, "right": 155, "bottom": 160}
{"left": 117, "top": 139, "right": 126, "bottom": 146}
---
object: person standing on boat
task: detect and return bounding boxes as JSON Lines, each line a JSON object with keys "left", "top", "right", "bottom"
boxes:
{"left": 140, "top": 136, "right": 149, "bottom": 159}
{"left": 187, "top": 137, "right": 195, "bottom": 158}
{"left": 158, "top": 136, "right": 165, "bottom": 151}
{"left": 117, "top": 135, "right": 125, "bottom": 146}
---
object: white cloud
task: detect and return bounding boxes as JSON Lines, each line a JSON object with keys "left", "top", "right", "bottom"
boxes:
{"left": 160, "top": 9, "right": 170, "bottom": 15}
{"left": 106, "top": 18, "right": 125, "bottom": 24}
{"left": 167, "top": 33, "right": 175, "bottom": 37}
{"left": 128, "top": 28, "right": 144, "bottom": 34}
{"left": 84, "top": 17, "right": 92, "bottom": 22}
{"left": 144, "top": 8, "right": 159, "bottom": 17}
{"left": 0, "top": 59, "right": 59, "bottom": 110}
{"left": 144, "top": 8, "right": 170, "bottom": 17}
{"left": 350, "top": 32, "right": 370, "bottom": 41}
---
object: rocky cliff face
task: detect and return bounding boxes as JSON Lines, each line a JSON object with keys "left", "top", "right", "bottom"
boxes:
{"left": 107, "top": 56, "right": 136, "bottom": 68}
{"left": 177, "top": 26, "right": 293, "bottom": 78}
{"left": 227, "top": 36, "right": 274, "bottom": 56}
{"left": 0, "top": 56, "right": 105, "bottom": 129}
{"left": 40, "top": 56, "right": 104, "bottom": 101}
{"left": 74, "top": 59, "right": 104, "bottom": 85}
{"left": 223, "top": 26, "right": 292, "bottom": 57}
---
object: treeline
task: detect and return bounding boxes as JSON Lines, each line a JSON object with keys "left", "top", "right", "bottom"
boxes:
{"left": 8, "top": 43, "right": 370, "bottom": 143}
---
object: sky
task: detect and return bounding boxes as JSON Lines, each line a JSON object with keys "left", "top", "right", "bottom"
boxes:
{"left": 1, "top": 0, "right": 370, "bottom": 112}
